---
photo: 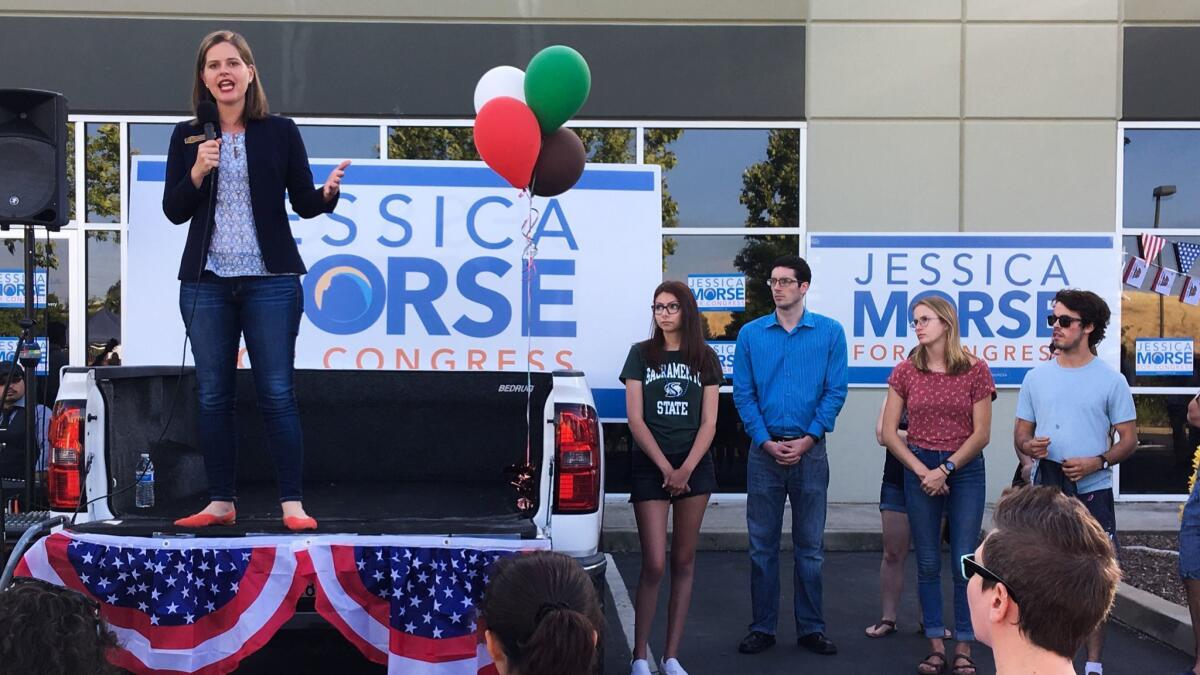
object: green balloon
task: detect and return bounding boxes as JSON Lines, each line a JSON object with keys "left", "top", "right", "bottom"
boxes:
{"left": 524, "top": 45, "right": 591, "bottom": 133}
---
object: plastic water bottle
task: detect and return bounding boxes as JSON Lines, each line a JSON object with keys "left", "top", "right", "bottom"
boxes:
{"left": 135, "top": 453, "right": 155, "bottom": 508}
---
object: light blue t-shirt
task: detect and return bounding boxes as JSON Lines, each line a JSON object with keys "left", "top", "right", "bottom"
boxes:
{"left": 1015, "top": 357, "right": 1136, "bottom": 494}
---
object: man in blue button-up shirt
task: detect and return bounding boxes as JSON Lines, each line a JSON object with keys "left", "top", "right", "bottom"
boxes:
{"left": 733, "top": 254, "right": 848, "bottom": 657}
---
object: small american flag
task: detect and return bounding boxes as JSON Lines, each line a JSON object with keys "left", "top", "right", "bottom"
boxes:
{"left": 1142, "top": 233, "right": 1167, "bottom": 262}
{"left": 1176, "top": 241, "right": 1200, "bottom": 276}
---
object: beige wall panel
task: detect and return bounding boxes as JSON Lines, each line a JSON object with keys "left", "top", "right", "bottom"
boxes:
{"left": 825, "top": 391, "right": 1020, "bottom": 503}
{"left": 965, "top": 24, "right": 1118, "bottom": 118}
{"left": 962, "top": 121, "right": 1116, "bottom": 232}
{"left": 807, "top": 121, "right": 960, "bottom": 232}
{"left": 0, "top": 0, "right": 809, "bottom": 21}
{"left": 966, "top": 0, "right": 1118, "bottom": 21}
{"left": 809, "top": 0, "right": 960, "bottom": 21}
{"left": 808, "top": 24, "right": 961, "bottom": 118}
{"left": 1123, "top": 0, "right": 1200, "bottom": 22}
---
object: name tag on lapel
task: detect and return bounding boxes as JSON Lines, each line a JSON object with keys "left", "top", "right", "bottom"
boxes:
{"left": 184, "top": 134, "right": 206, "bottom": 145}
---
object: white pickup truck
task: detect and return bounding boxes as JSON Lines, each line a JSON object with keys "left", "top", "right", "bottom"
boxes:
{"left": 39, "top": 366, "right": 606, "bottom": 659}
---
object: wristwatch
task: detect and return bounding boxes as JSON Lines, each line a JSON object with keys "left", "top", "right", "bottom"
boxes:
{"left": 940, "top": 460, "right": 956, "bottom": 476}
{"left": 1099, "top": 453, "right": 1111, "bottom": 471}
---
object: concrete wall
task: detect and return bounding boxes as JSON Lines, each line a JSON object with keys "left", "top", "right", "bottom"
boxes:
{"left": 806, "top": 2, "right": 1122, "bottom": 503}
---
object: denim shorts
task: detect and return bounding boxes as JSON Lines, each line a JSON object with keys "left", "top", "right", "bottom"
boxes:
{"left": 1181, "top": 477, "right": 1200, "bottom": 579}
{"left": 879, "top": 480, "right": 906, "bottom": 514}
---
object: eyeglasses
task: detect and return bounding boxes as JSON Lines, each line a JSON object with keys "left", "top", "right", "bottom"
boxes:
{"left": 651, "top": 302, "right": 682, "bottom": 315}
{"left": 766, "top": 278, "right": 799, "bottom": 289}
{"left": 909, "top": 316, "right": 941, "bottom": 329}
{"left": 960, "top": 553, "right": 1020, "bottom": 605}
{"left": 1046, "top": 314, "right": 1082, "bottom": 328}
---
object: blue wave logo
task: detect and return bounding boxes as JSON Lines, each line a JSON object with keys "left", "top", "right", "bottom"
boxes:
{"left": 303, "top": 255, "right": 386, "bottom": 335}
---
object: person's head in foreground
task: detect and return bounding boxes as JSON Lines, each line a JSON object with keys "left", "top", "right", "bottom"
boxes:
{"left": 967, "top": 486, "right": 1120, "bottom": 672}
{"left": 0, "top": 576, "right": 119, "bottom": 674}
{"left": 480, "top": 551, "right": 604, "bottom": 675}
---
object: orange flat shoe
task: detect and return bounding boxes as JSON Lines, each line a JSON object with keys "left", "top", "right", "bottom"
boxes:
{"left": 174, "top": 510, "right": 236, "bottom": 528}
{"left": 283, "top": 515, "right": 318, "bottom": 531}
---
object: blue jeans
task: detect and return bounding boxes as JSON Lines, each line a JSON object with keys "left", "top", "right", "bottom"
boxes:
{"left": 903, "top": 445, "right": 985, "bottom": 641}
{"left": 746, "top": 440, "right": 829, "bottom": 637}
{"left": 1182, "top": 471, "right": 1200, "bottom": 579}
{"left": 179, "top": 273, "right": 305, "bottom": 503}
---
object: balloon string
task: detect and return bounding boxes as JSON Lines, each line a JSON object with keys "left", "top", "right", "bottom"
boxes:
{"left": 522, "top": 190, "right": 539, "bottom": 469}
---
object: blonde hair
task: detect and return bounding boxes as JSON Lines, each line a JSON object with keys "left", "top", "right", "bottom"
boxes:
{"left": 191, "top": 30, "right": 269, "bottom": 122}
{"left": 910, "top": 295, "right": 973, "bottom": 376}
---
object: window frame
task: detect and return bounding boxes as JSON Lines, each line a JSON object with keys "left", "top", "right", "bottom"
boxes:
{"left": 1115, "top": 121, "right": 1200, "bottom": 502}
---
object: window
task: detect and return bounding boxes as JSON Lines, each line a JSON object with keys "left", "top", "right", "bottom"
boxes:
{"left": 86, "top": 231, "right": 121, "bottom": 366}
{"left": 1118, "top": 124, "right": 1200, "bottom": 498}
{"left": 85, "top": 122, "right": 120, "bottom": 224}
{"left": 297, "top": 125, "right": 380, "bottom": 159}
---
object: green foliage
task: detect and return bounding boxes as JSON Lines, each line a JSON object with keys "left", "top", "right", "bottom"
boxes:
{"left": 86, "top": 123, "right": 121, "bottom": 223}
{"left": 388, "top": 127, "right": 480, "bottom": 161}
{"left": 643, "top": 129, "right": 684, "bottom": 268}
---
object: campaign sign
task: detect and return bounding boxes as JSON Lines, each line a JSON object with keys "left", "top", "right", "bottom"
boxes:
{"left": 0, "top": 270, "right": 48, "bottom": 309}
{"left": 688, "top": 274, "right": 745, "bottom": 312}
{"left": 806, "top": 233, "right": 1120, "bottom": 386}
{"left": 0, "top": 337, "right": 48, "bottom": 373}
{"left": 708, "top": 341, "right": 736, "bottom": 377}
{"left": 1135, "top": 338, "right": 1194, "bottom": 376}
{"left": 126, "top": 158, "right": 662, "bottom": 419}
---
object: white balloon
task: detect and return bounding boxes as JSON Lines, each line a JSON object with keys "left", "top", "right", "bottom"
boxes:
{"left": 473, "top": 66, "right": 526, "bottom": 114}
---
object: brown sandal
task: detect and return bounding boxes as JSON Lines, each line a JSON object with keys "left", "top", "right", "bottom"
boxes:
{"left": 951, "top": 654, "right": 976, "bottom": 675}
{"left": 917, "top": 652, "right": 947, "bottom": 675}
{"left": 865, "top": 619, "right": 897, "bottom": 638}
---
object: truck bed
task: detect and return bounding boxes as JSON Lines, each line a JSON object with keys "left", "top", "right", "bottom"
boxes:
{"left": 70, "top": 367, "right": 552, "bottom": 540}
{"left": 71, "top": 479, "right": 538, "bottom": 538}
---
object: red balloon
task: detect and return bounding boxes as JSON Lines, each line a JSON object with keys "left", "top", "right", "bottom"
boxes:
{"left": 473, "top": 97, "right": 541, "bottom": 189}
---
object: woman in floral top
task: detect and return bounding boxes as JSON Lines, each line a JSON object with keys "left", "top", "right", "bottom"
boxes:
{"left": 881, "top": 296, "right": 994, "bottom": 675}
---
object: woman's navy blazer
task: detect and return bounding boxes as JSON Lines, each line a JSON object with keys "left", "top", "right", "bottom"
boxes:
{"left": 162, "top": 114, "right": 338, "bottom": 281}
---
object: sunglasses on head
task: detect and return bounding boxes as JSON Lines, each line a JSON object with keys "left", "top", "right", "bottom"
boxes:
{"left": 1046, "top": 314, "right": 1082, "bottom": 328}
{"left": 961, "top": 553, "right": 1019, "bottom": 605}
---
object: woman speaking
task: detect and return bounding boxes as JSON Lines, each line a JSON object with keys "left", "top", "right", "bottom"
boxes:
{"left": 162, "top": 30, "right": 349, "bottom": 531}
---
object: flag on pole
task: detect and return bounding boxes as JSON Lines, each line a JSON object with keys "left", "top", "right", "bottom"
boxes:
{"left": 14, "top": 531, "right": 309, "bottom": 674}
{"left": 305, "top": 537, "right": 550, "bottom": 674}
{"left": 1123, "top": 257, "right": 1150, "bottom": 288}
{"left": 1176, "top": 241, "right": 1200, "bottom": 276}
{"left": 1182, "top": 276, "right": 1200, "bottom": 306}
{"left": 1142, "top": 232, "right": 1167, "bottom": 262}
{"left": 1152, "top": 266, "right": 1178, "bottom": 296}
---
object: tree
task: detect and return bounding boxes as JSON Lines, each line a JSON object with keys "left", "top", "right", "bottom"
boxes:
{"left": 715, "top": 129, "right": 802, "bottom": 339}
{"left": 643, "top": 129, "right": 684, "bottom": 266}
{"left": 86, "top": 123, "right": 121, "bottom": 223}
{"left": 388, "top": 127, "right": 480, "bottom": 161}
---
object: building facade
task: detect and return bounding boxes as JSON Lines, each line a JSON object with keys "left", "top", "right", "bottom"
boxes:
{"left": 1, "top": 0, "right": 1197, "bottom": 502}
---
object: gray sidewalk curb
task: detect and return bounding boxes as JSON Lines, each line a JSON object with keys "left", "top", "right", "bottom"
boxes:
{"left": 1111, "top": 581, "right": 1193, "bottom": 656}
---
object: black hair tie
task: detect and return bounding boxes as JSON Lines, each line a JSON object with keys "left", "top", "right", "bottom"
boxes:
{"left": 534, "top": 600, "right": 571, "bottom": 624}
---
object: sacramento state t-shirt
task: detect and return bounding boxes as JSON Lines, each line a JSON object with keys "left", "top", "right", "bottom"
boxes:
{"left": 620, "top": 343, "right": 723, "bottom": 456}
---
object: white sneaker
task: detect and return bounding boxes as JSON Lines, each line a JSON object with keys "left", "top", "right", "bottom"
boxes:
{"left": 630, "top": 658, "right": 652, "bottom": 675}
{"left": 660, "top": 657, "right": 689, "bottom": 675}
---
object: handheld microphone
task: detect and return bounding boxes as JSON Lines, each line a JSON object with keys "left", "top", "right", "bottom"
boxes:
{"left": 196, "top": 100, "right": 219, "bottom": 142}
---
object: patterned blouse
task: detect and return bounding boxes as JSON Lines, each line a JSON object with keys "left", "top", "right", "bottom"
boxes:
{"left": 887, "top": 358, "right": 995, "bottom": 453}
{"left": 205, "top": 131, "right": 277, "bottom": 277}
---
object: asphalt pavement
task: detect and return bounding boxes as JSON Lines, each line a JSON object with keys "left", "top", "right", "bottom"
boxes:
{"left": 608, "top": 551, "right": 1194, "bottom": 675}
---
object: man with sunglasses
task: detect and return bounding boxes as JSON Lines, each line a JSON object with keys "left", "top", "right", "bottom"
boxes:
{"left": 732, "top": 254, "right": 848, "bottom": 656}
{"left": 1014, "top": 289, "right": 1136, "bottom": 675}
{"left": 965, "top": 486, "right": 1119, "bottom": 675}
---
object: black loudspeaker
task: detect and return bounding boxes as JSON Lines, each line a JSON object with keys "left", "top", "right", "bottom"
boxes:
{"left": 0, "top": 89, "right": 68, "bottom": 230}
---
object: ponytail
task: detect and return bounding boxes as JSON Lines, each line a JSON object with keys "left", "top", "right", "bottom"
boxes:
{"left": 480, "top": 552, "right": 604, "bottom": 675}
{"left": 518, "top": 604, "right": 596, "bottom": 675}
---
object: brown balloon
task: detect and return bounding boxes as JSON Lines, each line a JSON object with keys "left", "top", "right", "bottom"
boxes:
{"left": 531, "top": 128, "right": 586, "bottom": 197}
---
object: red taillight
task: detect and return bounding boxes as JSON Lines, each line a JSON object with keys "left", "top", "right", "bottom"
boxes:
{"left": 48, "top": 402, "right": 84, "bottom": 510}
{"left": 554, "top": 404, "right": 600, "bottom": 514}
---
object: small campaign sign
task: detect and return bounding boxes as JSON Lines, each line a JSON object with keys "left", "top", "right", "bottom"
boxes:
{"left": 1135, "top": 338, "right": 1194, "bottom": 377}
{"left": 0, "top": 337, "right": 48, "bottom": 373}
{"left": 0, "top": 270, "right": 48, "bottom": 309}
{"left": 708, "top": 341, "right": 736, "bottom": 377}
{"left": 688, "top": 275, "right": 745, "bottom": 312}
